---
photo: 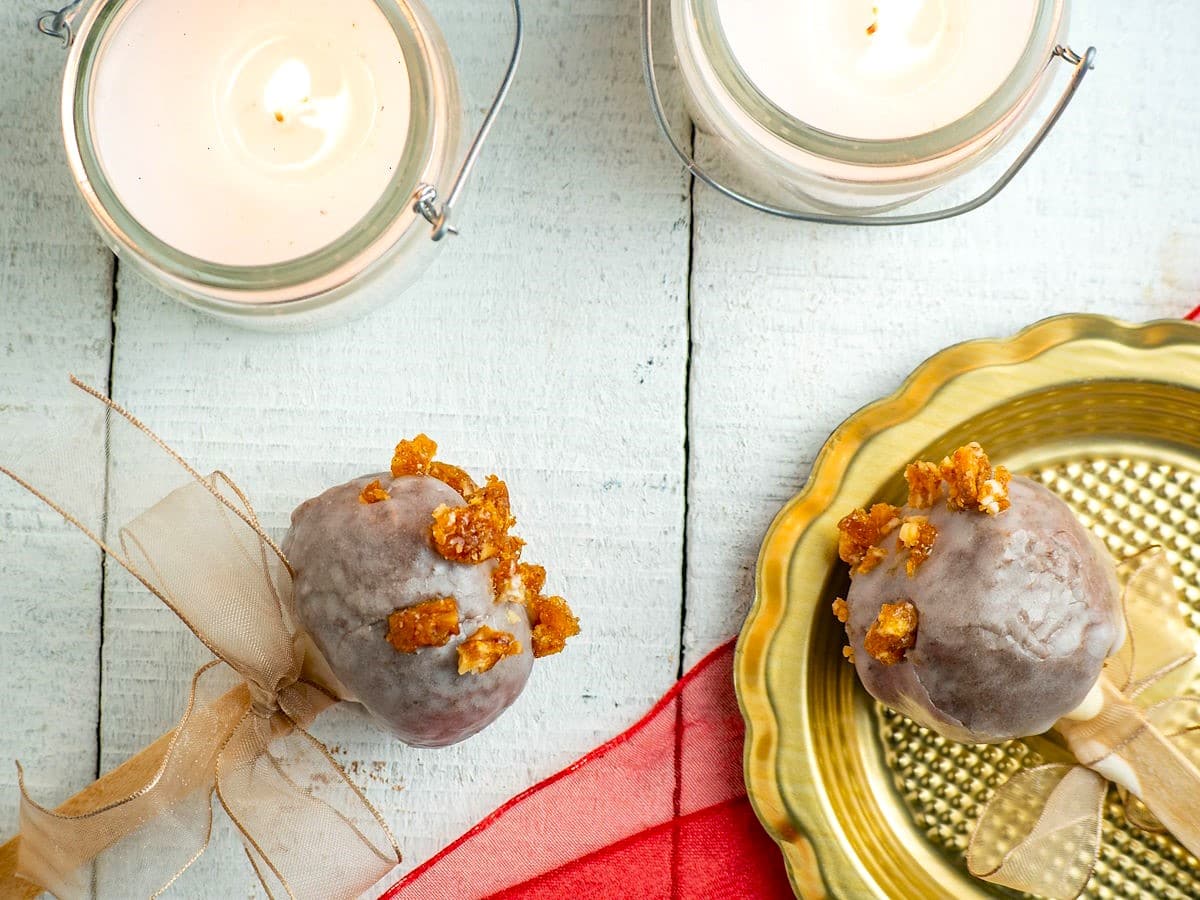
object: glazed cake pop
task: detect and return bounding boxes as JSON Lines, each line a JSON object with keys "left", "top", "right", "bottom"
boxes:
{"left": 284, "top": 436, "right": 579, "bottom": 748}
{"left": 834, "top": 443, "right": 1124, "bottom": 744}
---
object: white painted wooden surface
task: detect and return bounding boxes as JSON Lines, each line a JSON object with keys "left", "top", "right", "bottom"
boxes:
{"left": 0, "top": 1, "right": 1197, "bottom": 898}
{"left": 0, "top": 0, "right": 113, "bottom": 844}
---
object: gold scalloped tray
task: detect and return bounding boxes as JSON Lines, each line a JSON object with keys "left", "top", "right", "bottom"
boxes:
{"left": 737, "top": 315, "right": 1200, "bottom": 899}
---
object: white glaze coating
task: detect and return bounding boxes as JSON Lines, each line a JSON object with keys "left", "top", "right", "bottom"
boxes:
{"left": 846, "top": 477, "right": 1123, "bottom": 744}
{"left": 284, "top": 474, "right": 534, "bottom": 748}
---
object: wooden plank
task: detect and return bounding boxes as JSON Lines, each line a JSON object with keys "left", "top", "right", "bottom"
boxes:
{"left": 97, "top": 0, "right": 691, "bottom": 892}
{"left": 682, "top": 0, "right": 1200, "bottom": 669}
{"left": 0, "top": 0, "right": 115, "bottom": 874}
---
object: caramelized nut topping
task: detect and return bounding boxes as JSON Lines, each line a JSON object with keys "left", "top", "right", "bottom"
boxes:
{"left": 837, "top": 503, "right": 902, "bottom": 572}
{"left": 457, "top": 625, "right": 522, "bottom": 675}
{"left": 490, "top": 537, "right": 529, "bottom": 602}
{"left": 898, "top": 517, "right": 938, "bottom": 576}
{"left": 391, "top": 434, "right": 438, "bottom": 478}
{"left": 386, "top": 597, "right": 460, "bottom": 654}
{"left": 832, "top": 597, "right": 849, "bottom": 624}
{"left": 864, "top": 601, "right": 918, "bottom": 666}
{"left": 383, "top": 436, "right": 579, "bottom": 660}
{"left": 516, "top": 562, "right": 547, "bottom": 598}
{"left": 428, "top": 461, "right": 479, "bottom": 499}
{"left": 528, "top": 594, "right": 581, "bottom": 658}
{"left": 359, "top": 479, "right": 391, "bottom": 505}
{"left": 939, "top": 443, "right": 1011, "bottom": 515}
{"left": 857, "top": 546, "right": 887, "bottom": 575}
{"left": 977, "top": 470, "right": 1012, "bottom": 517}
{"left": 431, "top": 475, "right": 516, "bottom": 564}
{"left": 905, "top": 461, "right": 943, "bottom": 509}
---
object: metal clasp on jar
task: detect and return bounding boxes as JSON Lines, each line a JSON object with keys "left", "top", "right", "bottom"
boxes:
{"left": 411, "top": 0, "right": 524, "bottom": 242}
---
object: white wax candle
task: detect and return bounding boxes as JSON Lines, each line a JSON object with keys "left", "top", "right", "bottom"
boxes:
{"left": 90, "top": 0, "right": 412, "bottom": 267}
{"left": 715, "top": 0, "right": 1039, "bottom": 141}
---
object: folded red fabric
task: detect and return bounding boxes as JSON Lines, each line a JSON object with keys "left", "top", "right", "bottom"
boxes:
{"left": 381, "top": 640, "right": 794, "bottom": 900}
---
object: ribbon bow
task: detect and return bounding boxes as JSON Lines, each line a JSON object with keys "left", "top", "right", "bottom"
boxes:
{"left": 968, "top": 549, "right": 1200, "bottom": 900}
{"left": 3, "top": 379, "right": 400, "bottom": 899}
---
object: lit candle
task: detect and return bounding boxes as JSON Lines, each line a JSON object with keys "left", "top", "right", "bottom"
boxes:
{"left": 90, "top": 0, "right": 412, "bottom": 267}
{"left": 715, "top": 0, "right": 1039, "bottom": 140}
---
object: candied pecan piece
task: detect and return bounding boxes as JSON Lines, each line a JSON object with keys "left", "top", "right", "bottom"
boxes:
{"left": 832, "top": 596, "right": 849, "bottom": 624}
{"left": 457, "top": 626, "right": 522, "bottom": 675}
{"left": 905, "top": 461, "right": 943, "bottom": 509}
{"left": 490, "top": 536, "right": 530, "bottom": 602}
{"left": 391, "top": 434, "right": 438, "bottom": 478}
{"left": 516, "top": 562, "right": 547, "bottom": 598}
{"left": 857, "top": 546, "right": 887, "bottom": 575}
{"left": 359, "top": 479, "right": 391, "bottom": 505}
{"left": 978, "top": 466, "right": 1012, "bottom": 517}
{"left": 432, "top": 475, "right": 516, "bottom": 564}
{"left": 837, "top": 503, "right": 901, "bottom": 571}
{"left": 898, "top": 516, "right": 938, "bottom": 576}
{"left": 528, "top": 594, "right": 580, "bottom": 658}
{"left": 428, "top": 461, "right": 478, "bottom": 499}
{"left": 939, "top": 443, "right": 1011, "bottom": 515}
{"left": 864, "top": 601, "right": 919, "bottom": 666}
{"left": 386, "top": 597, "right": 460, "bottom": 654}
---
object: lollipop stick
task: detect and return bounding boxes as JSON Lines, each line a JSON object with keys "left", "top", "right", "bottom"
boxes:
{"left": 1057, "top": 675, "right": 1200, "bottom": 857}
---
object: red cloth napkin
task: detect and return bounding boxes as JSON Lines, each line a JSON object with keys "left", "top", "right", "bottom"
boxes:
{"left": 381, "top": 640, "right": 794, "bottom": 900}
{"left": 386, "top": 308, "right": 1200, "bottom": 900}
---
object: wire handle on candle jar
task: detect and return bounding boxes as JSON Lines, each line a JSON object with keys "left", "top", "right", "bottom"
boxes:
{"left": 641, "top": 0, "right": 1096, "bottom": 226}
{"left": 413, "top": 0, "right": 523, "bottom": 241}
{"left": 36, "top": 0, "right": 85, "bottom": 47}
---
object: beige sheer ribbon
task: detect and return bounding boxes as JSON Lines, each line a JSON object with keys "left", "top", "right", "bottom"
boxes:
{"left": 3, "top": 379, "right": 400, "bottom": 899}
{"left": 968, "top": 549, "right": 1200, "bottom": 900}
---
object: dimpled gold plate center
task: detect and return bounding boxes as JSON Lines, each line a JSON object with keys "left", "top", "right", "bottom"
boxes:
{"left": 880, "top": 454, "right": 1200, "bottom": 900}
{"left": 738, "top": 317, "right": 1200, "bottom": 899}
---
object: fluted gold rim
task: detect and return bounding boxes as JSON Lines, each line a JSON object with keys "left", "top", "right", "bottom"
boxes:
{"left": 736, "top": 314, "right": 1200, "bottom": 898}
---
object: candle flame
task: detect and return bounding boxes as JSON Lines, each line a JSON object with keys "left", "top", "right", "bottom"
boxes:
{"left": 861, "top": 0, "right": 939, "bottom": 75}
{"left": 264, "top": 59, "right": 313, "bottom": 123}
{"left": 260, "top": 58, "right": 352, "bottom": 167}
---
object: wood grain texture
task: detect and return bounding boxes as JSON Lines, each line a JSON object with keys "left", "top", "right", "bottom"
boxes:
{"left": 0, "top": 0, "right": 114, "bottom": 866}
{"left": 2, "top": 0, "right": 1199, "bottom": 896}
{"left": 681, "top": 0, "right": 1200, "bottom": 669}
{"left": 96, "top": 0, "right": 690, "bottom": 893}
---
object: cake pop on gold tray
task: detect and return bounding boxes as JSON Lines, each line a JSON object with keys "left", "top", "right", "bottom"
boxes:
{"left": 834, "top": 444, "right": 1200, "bottom": 899}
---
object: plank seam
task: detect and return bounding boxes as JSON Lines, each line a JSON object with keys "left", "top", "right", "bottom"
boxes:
{"left": 95, "top": 256, "right": 118, "bottom": 783}
{"left": 671, "top": 117, "right": 698, "bottom": 900}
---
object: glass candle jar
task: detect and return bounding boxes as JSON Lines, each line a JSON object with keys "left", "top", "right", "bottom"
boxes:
{"left": 644, "top": 0, "right": 1093, "bottom": 224}
{"left": 41, "top": 0, "right": 521, "bottom": 329}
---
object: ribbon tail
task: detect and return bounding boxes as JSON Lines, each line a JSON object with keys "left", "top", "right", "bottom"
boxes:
{"left": 215, "top": 687, "right": 400, "bottom": 900}
{"left": 1112, "top": 549, "right": 1198, "bottom": 699}
{"left": 16, "top": 663, "right": 244, "bottom": 899}
{"left": 1118, "top": 695, "right": 1200, "bottom": 834}
{"left": 967, "top": 763, "right": 1106, "bottom": 900}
